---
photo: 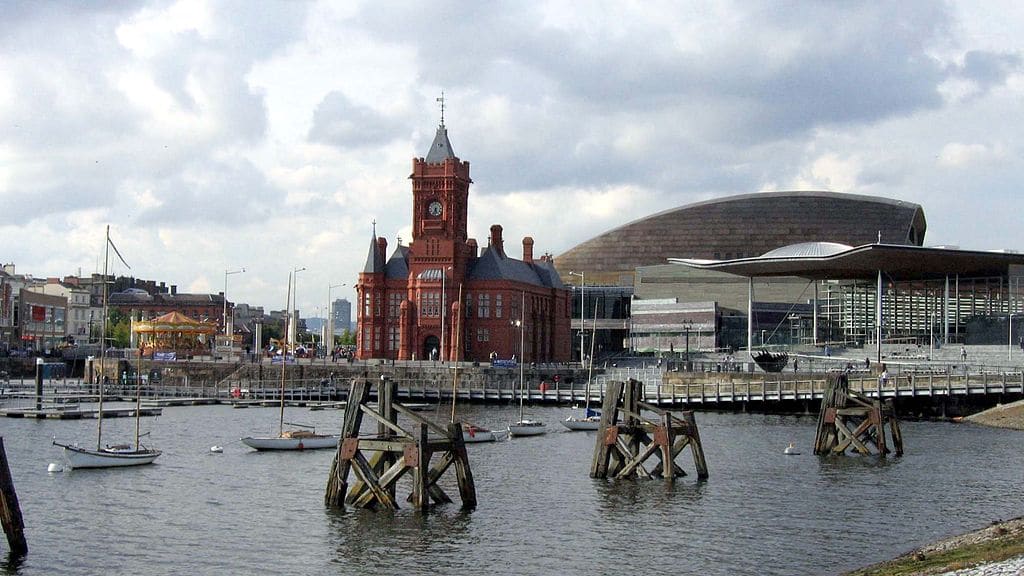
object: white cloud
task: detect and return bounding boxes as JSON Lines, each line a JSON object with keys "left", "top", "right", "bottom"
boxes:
{"left": 2, "top": 0, "right": 1024, "bottom": 314}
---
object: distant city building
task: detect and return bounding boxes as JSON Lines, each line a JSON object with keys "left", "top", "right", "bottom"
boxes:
{"left": 331, "top": 298, "right": 351, "bottom": 335}
{"left": 356, "top": 118, "right": 571, "bottom": 362}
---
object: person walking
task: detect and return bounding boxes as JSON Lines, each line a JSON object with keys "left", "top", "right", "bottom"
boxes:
{"left": 960, "top": 345, "right": 967, "bottom": 362}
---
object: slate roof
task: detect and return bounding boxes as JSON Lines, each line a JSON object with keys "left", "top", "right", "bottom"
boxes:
{"left": 362, "top": 232, "right": 385, "bottom": 274}
{"left": 425, "top": 126, "right": 456, "bottom": 163}
{"left": 468, "top": 246, "right": 565, "bottom": 288}
{"left": 385, "top": 246, "right": 410, "bottom": 280}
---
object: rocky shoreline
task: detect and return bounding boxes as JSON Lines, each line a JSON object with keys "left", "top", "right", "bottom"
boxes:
{"left": 844, "top": 402, "right": 1024, "bottom": 575}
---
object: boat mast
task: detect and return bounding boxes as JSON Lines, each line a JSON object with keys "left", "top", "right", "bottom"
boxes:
{"left": 449, "top": 283, "right": 463, "bottom": 424}
{"left": 97, "top": 225, "right": 109, "bottom": 451}
{"left": 279, "top": 271, "right": 292, "bottom": 438}
{"left": 586, "top": 297, "right": 599, "bottom": 412}
{"left": 135, "top": 337, "right": 143, "bottom": 450}
{"left": 519, "top": 290, "right": 525, "bottom": 423}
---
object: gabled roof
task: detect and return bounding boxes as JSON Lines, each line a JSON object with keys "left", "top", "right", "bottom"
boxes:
{"left": 425, "top": 126, "right": 456, "bottom": 163}
{"left": 385, "top": 245, "right": 410, "bottom": 280}
{"left": 468, "top": 246, "right": 565, "bottom": 288}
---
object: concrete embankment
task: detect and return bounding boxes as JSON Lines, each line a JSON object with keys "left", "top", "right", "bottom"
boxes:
{"left": 963, "top": 398, "right": 1024, "bottom": 430}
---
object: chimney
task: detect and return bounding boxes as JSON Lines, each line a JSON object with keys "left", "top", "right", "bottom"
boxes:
{"left": 467, "top": 238, "right": 478, "bottom": 258}
{"left": 522, "top": 237, "right": 534, "bottom": 264}
{"left": 171, "top": 285, "right": 177, "bottom": 295}
{"left": 377, "top": 236, "right": 388, "bottom": 263}
{"left": 489, "top": 224, "right": 504, "bottom": 256}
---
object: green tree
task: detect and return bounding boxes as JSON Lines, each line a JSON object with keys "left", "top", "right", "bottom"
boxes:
{"left": 340, "top": 328, "right": 355, "bottom": 345}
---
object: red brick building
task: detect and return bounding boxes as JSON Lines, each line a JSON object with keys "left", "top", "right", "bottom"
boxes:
{"left": 356, "top": 121, "right": 571, "bottom": 362}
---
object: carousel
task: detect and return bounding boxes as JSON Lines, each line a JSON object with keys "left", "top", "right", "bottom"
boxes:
{"left": 133, "top": 311, "right": 218, "bottom": 359}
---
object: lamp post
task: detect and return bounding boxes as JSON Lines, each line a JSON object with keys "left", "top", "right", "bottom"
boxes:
{"left": 440, "top": 266, "right": 452, "bottom": 362}
{"left": 223, "top": 268, "right": 245, "bottom": 338}
{"left": 327, "top": 283, "right": 345, "bottom": 361}
{"left": 569, "top": 271, "right": 585, "bottom": 365}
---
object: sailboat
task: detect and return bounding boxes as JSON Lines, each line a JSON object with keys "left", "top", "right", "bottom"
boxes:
{"left": 563, "top": 297, "right": 602, "bottom": 431}
{"left": 53, "top": 225, "right": 162, "bottom": 469}
{"left": 241, "top": 269, "right": 338, "bottom": 451}
{"left": 508, "top": 292, "right": 546, "bottom": 437}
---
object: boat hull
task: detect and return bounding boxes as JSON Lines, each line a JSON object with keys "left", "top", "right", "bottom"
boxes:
{"left": 240, "top": 435, "right": 339, "bottom": 451}
{"left": 60, "top": 445, "right": 161, "bottom": 470}
{"left": 508, "top": 421, "right": 547, "bottom": 437}
{"left": 561, "top": 417, "right": 601, "bottom": 431}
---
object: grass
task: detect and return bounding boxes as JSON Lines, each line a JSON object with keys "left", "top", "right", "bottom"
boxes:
{"left": 844, "top": 528, "right": 1024, "bottom": 576}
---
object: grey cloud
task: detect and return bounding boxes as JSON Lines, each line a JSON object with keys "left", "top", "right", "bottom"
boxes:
{"left": 955, "top": 50, "right": 1022, "bottom": 90}
{"left": 134, "top": 158, "right": 280, "bottom": 227}
{"left": 308, "top": 91, "right": 405, "bottom": 148}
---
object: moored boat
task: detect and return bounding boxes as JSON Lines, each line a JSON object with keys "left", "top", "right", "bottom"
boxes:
{"left": 240, "top": 429, "right": 338, "bottom": 451}
{"left": 508, "top": 419, "right": 547, "bottom": 437}
{"left": 55, "top": 442, "right": 161, "bottom": 469}
{"left": 561, "top": 414, "right": 601, "bottom": 431}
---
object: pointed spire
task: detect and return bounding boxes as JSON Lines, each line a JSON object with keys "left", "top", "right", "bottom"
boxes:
{"left": 425, "top": 93, "right": 456, "bottom": 163}
{"left": 362, "top": 223, "right": 385, "bottom": 274}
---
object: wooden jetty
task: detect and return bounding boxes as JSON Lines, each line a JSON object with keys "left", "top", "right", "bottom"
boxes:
{"left": 590, "top": 379, "right": 708, "bottom": 482}
{"left": 813, "top": 373, "right": 904, "bottom": 457}
{"left": 324, "top": 376, "right": 476, "bottom": 511}
{"left": 0, "top": 407, "right": 162, "bottom": 420}
{"left": 0, "top": 437, "right": 28, "bottom": 556}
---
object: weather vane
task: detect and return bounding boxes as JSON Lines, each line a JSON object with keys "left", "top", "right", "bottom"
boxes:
{"left": 436, "top": 91, "right": 445, "bottom": 128}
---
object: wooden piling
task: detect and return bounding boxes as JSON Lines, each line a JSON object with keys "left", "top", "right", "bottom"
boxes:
{"left": 0, "top": 437, "right": 28, "bottom": 556}
{"left": 324, "top": 375, "right": 476, "bottom": 511}
{"left": 590, "top": 379, "right": 708, "bottom": 482}
{"left": 814, "top": 373, "right": 904, "bottom": 457}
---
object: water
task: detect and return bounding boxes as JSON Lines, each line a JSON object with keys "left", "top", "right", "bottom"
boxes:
{"left": 3, "top": 403, "right": 1024, "bottom": 575}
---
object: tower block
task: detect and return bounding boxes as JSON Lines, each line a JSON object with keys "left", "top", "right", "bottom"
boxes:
{"left": 324, "top": 376, "right": 477, "bottom": 511}
{"left": 814, "top": 373, "right": 904, "bottom": 457}
{"left": 590, "top": 379, "right": 709, "bottom": 481}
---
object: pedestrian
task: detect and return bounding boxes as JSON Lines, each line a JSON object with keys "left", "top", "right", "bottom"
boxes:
{"left": 960, "top": 345, "right": 967, "bottom": 362}
{"left": 793, "top": 358, "right": 799, "bottom": 372}
{"left": 864, "top": 357, "right": 870, "bottom": 369}
{"left": 878, "top": 363, "right": 889, "bottom": 387}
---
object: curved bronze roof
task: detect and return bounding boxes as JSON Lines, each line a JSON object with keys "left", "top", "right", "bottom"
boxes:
{"left": 554, "top": 191, "right": 926, "bottom": 282}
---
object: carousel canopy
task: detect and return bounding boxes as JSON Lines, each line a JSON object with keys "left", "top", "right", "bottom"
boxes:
{"left": 134, "top": 311, "right": 217, "bottom": 334}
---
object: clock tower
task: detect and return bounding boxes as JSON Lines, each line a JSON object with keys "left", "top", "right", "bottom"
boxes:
{"left": 408, "top": 119, "right": 473, "bottom": 272}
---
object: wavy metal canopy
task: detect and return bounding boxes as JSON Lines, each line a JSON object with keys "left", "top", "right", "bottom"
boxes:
{"left": 670, "top": 243, "right": 1024, "bottom": 281}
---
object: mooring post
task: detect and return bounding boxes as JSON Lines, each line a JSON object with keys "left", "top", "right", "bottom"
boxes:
{"left": 0, "top": 437, "right": 28, "bottom": 557}
{"left": 35, "top": 358, "right": 43, "bottom": 412}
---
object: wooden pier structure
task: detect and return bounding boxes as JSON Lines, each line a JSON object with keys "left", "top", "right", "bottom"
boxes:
{"left": 813, "top": 373, "right": 904, "bottom": 457}
{"left": 324, "top": 376, "right": 476, "bottom": 511}
{"left": 591, "top": 379, "right": 708, "bottom": 482}
{"left": 0, "top": 437, "right": 28, "bottom": 557}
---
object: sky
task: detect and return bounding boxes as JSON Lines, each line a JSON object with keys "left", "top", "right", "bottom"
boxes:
{"left": 2, "top": 1, "right": 1023, "bottom": 318}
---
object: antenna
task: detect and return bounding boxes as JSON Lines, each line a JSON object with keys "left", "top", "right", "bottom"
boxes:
{"left": 436, "top": 91, "right": 446, "bottom": 128}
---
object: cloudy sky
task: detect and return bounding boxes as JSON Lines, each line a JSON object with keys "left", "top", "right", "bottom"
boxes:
{"left": 2, "top": 1, "right": 1022, "bottom": 318}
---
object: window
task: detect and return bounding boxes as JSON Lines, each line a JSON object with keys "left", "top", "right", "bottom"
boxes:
{"left": 362, "top": 327, "right": 371, "bottom": 351}
{"left": 476, "top": 327, "right": 489, "bottom": 342}
{"left": 495, "top": 294, "right": 503, "bottom": 318}
{"left": 478, "top": 294, "right": 490, "bottom": 318}
{"left": 388, "top": 326, "right": 399, "bottom": 351}
{"left": 419, "top": 291, "right": 440, "bottom": 318}
{"left": 388, "top": 293, "right": 402, "bottom": 318}
{"left": 363, "top": 292, "right": 371, "bottom": 317}
{"left": 465, "top": 293, "right": 473, "bottom": 319}
{"left": 373, "top": 327, "right": 381, "bottom": 351}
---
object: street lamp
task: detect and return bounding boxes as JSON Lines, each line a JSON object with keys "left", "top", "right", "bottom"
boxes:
{"left": 223, "top": 268, "right": 245, "bottom": 337}
{"left": 327, "top": 283, "right": 345, "bottom": 361}
{"left": 439, "top": 266, "right": 452, "bottom": 362}
{"left": 569, "top": 271, "right": 585, "bottom": 365}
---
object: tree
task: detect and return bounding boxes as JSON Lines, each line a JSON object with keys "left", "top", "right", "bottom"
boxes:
{"left": 339, "top": 328, "right": 356, "bottom": 345}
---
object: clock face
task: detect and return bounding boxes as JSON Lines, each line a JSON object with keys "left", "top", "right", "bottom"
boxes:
{"left": 428, "top": 201, "right": 443, "bottom": 217}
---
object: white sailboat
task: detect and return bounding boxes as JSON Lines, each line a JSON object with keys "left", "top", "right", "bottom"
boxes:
{"left": 241, "top": 269, "right": 338, "bottom": 451}
{"left": 54, "top": 225, "right": 162, "bottom": 469}
{"left": 563, "top": 297, "right": 601, "bottom": 431}
{"left": 509, "top": 292, "right": 546, "bottom": 437}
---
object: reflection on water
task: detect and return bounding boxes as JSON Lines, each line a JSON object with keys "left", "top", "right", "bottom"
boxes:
{"left": 2, "top": 404, "right": 1023, "bottom": 575}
